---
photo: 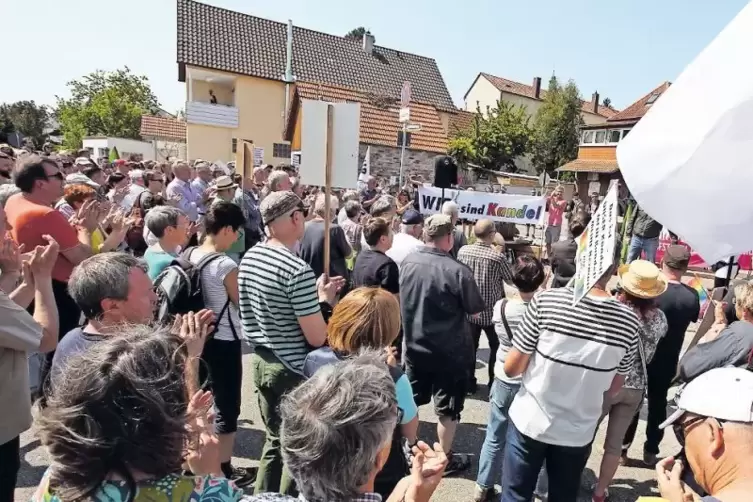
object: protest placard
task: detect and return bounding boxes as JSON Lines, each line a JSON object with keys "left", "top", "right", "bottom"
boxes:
{"left": 417, "top": 186, "right": 545, "bottom": 225}
{"left": 572, "top": 183, "right": 619, "bottom": 305}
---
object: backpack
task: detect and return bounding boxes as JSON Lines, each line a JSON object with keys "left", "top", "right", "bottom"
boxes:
{"left": 153, "top": 247, "right": 232, "bottom": 336}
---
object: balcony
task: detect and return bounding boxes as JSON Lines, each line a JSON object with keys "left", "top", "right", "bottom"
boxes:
{"left": 185, "top": 101, "right": 239, "bottom": 128}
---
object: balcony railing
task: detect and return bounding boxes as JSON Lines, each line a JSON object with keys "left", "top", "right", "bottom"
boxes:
{"left": 185, "top": 101, "right": 239, "bottom": 128}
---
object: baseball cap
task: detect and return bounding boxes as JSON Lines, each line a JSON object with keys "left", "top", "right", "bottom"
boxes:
{"left": 659, "top": 367, "right": 753, "bottom": 429}
{"left": 260, "top": 190, "right": 304, "bottom": 225}
{"left": 424, "top": 214, "right": 453, "bottom": 239}
{"left": 664, "top": 245, "right": 691, "bottom": 270}
{"left": 402, "top": 209, "right": 423, "bottom": 225}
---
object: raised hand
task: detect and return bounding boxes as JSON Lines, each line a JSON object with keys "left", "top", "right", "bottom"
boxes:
{"left": 29, "top": 235, "right": 59, "bottom": 279}
{"left": 0, "top": 235, "right": 23, "bottom": 274}
{"left": 185, "top": 389, "right": 222, "bottom": 477}
{"left": 179, "top": 309, "right": 215, "bottom": 358}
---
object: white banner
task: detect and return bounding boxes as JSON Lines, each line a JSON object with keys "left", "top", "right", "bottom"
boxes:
{"left": 417, "top": 186, "right": 545, "bottom": 225}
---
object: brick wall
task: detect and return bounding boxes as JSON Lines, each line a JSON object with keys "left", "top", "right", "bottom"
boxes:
{"left": 359, "top": 143, "right": 440, "bottom": 184}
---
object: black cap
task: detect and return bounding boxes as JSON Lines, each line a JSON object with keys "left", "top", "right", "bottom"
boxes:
{"left": 664, "top": 245, "right": 691, "bottom": 270}
{"left": 401, "top": 209, "right": 423, "bottom": 225}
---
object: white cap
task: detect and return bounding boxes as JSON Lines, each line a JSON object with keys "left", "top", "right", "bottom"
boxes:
{"left": 660, "top": 367, "right": 753, "bottom": 429}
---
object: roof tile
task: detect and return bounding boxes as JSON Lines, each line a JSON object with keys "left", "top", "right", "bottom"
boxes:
{"left": 448, "top": 109, "right": 476, "bottom": 136}
{"left": 606, "top": 82, "right": 671, "bottom": 122}
{"left": 290, "top": 82, "right": 447, "bottom": 154}
{"left": 479, "top": 72, "right": 619, "bottom": 118}
{"left": 556, "top": 159, "right": 619, "bottom": 173}
{"left": 140, "top": 115, "right": 186, "bottom": 141}
{"left": 177, "top": 0, "right": 455, "bottom": 111}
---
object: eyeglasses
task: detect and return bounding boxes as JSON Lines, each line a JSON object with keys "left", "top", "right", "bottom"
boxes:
{"left": 49, "top": 172, "right": 65, "bottom": 181}
{"left": 672, "top": 415, "right": 724, "bottom": 446}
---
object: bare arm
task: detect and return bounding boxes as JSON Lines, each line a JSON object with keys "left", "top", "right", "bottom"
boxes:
{"left": 401, "top": 416, "right": 419, "bottom": 444}
{"left": 224, "top": 268, "right": 240, "bottom": 307}
{"left": 0, "top": 271, "right": 19, "bottom": 295}
{"left": 298, "top": 313, "right": 328, "bottom": 348}
{"left": 504, "top": 347, "right": 532, "bottom": 378}
{"left": 10, "top": 280, "right": 34, "bottom": 309}
{"left": 607, "top": 374, "right": 626, "bottom": 397}
{"left": 33, "top": 276, "right": 59, "bottom": 353}
{"left": 61, "top": 242, "right": 94, "bottom": 265}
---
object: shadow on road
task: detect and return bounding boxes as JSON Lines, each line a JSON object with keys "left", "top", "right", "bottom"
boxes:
{"left": 418, "top": 420, "right": 488, "bottom": 482}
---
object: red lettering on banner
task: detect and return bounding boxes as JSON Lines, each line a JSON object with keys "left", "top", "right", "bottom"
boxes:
{"left": 487, "top": 203, "right": 498, "bottom": 216}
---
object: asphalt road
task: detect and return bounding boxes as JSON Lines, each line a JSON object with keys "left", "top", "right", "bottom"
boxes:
{"left": 15, "top": 310, "right": 691, "bottom": 502}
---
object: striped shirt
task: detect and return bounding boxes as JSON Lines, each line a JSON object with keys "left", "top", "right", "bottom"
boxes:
{"left": 238, "top": 244, "right": 321, "bottom": 373}
{"left": 508, "top": 287, "right": 640, "bottom": 447}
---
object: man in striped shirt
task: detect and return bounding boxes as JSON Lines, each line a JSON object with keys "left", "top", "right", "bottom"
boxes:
{"left": 501, "top": 243, "right": 640, "bottom": 502}
{"left": 238, "top": 191, "right": 342, "bottom": 496}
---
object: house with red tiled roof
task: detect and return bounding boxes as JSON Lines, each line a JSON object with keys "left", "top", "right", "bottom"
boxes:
{"left": 176, "top": 0, "right": 455, "bottom": 176}
{"left": 463, "top": 72, "right": 618, "bottom": 126}
{"left": 557, "top": 82, "right": 671, "bottom": 199}
{"left": 139, "top": 115, "right": 187, "bottom": 162}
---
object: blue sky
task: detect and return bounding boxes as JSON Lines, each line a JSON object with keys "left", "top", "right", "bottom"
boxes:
{"left": 3, "top": 0, "right": 748, "bottom": 114}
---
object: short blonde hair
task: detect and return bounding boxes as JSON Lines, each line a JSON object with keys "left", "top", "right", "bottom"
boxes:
{"left": 735, "top": 283, "right": 753, "bottom": 317}
{"left": 327, "top": 288, "right": 401, "bottom": 353}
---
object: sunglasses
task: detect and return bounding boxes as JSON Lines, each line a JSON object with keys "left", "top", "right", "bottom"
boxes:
{"left": 672, "top": 415, "right": 725, "bottom": 446}
{"left": 49, "top": 172, "right": 65, "bottom": 181}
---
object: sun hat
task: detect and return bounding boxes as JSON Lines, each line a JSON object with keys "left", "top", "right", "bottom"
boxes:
{"left": 659, "top": 367, "right": 753, "bottom": 429}
{"left": 213, "top": 175, "right": 238, "bottom": 191}
{"left": 260, "top": 190, "right": 304, "bottom": 225}
{"left": 617, "top": 260, "right": 668, "bottom": 299}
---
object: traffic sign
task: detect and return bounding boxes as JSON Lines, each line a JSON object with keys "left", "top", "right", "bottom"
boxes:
{"left": 406, "top": 123, "right": 422, "bottom": 132}
{"left": 401, "top": 81, "right": 412, "bottom": 108}
{"left": 399, "top": 107, "right": 410, "bottom": 123}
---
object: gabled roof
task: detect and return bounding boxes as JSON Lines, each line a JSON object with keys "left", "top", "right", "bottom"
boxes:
{"left": 285, "top": 82, "right": 448, "bottom": 154}
{"left": 606, "top": 82, "right": 671, "bottom": 123}
{"left": 471, "top": 72, "right": 619, "bottom": 118}
{"left": 140, "top": 115, "right": 186, "bottom": 142}
{"left": 556, "top": 159, "right": 619, "bottom": 174}
{"left": 448, "top": 109, "right": 476, "bottom": 136}
{"left": 177, "top": 0, "right": 455, "bottom": 112}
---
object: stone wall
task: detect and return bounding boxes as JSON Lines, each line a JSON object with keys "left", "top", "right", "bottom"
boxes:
{"left": 359, "top": 143, "right": 440, "bottom": 185}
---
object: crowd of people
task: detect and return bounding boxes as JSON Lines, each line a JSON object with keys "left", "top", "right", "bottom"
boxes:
{"left": 0, "top": 144, "right": 752, "bottom": 502}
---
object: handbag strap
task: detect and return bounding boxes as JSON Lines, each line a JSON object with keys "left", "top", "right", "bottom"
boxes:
{"left": 636, "top": 324, "right": 649, "bottom": 391}
{"left": 499, "top": 299, "right": 514, "bottom": 341}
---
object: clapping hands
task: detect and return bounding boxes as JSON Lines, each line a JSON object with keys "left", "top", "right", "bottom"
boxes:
{"left": 172, "top": 309, "right": 215, "bottom": 358}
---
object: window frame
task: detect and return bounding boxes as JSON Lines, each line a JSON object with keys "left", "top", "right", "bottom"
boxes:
{"left": 272, "top": 142, "right": 292, "bottom": 159}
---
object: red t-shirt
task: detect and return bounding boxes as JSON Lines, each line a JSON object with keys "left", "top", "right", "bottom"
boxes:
{"left": 547, "top": 197, "right": 567, "bottom": 226}
{"left": 5, "top": 193, "right": 80, "bottom": 282}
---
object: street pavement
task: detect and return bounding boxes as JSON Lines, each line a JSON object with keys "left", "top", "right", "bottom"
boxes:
{"left": 15, "top": 298, "right": 692, "bottom": 502}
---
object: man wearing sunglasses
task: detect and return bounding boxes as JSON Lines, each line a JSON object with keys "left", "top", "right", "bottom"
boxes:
{"left": 655, "top": 367, "right": 753, "bottom": 502}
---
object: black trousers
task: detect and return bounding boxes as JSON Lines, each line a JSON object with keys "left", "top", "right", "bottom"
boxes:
{"left": 622, "top": 354, "right": 677, "bottom": 455}
{"left": 0, "top": 436, "right": 20, "bottom": 502}
{"left": 469, "top": 324, "right": 499, "bottom": 387}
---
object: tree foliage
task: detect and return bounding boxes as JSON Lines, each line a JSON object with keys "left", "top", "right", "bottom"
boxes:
{"left": 345, "top": 27, "right": 371, "bottom": 41}
{"left": 530, "top": 76, "right": 584, "bottom": 174}
{"left": 447, "top": 101, "right": 532, "bottom": 172}
{"left": 55, "top": 66, "right": 160, "bottom": 149}
{"left": 602, "top": 97, "right": 612, "bottom": 108}
{"left": 0, "top": 101, "right": 49, "bottom": 147}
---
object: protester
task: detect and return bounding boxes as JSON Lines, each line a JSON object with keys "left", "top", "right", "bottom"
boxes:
{"left": 143, "top": 206, "right": 190, "bottom": 280}
{"left": 678, "top": 281, "right": 753, "bottom": 382}
{"left": 208, "top": 176, "right": 246, "bottom": 262}
{"left": 474, "top": 255, "right": 546, "bottom": 502}
{"left": 457, "top": 219, "right": 513, "bottom": 394}
{"left": 550, "top": 211, "right": 591, "bottom": 288}
{"left": 626, "top": 204, "right": 664, "bottom": 263}
{"left": 49, "top": 253, "right": 157, "bottom": 382}
{"left": 623, "top": 245, "right": 701, "bottom": 465}
{"left": 303, "top": 288, "right": 418, "bottom": 497}
{"left": 191, "top": 160, "right": 213, "bottom": 200}
{"left": 591, "top": 260, "right": 668, "bottom": 502}
{"left": 501, "top": 239, "right": 641, "bottom": 501}
{"left": 166, "top": 160, "right": 203, "bottom": 222}
{"left": 654, "top": 368, "right": 753, "bottom": 502}
{"left": 6, "top": 155, "right": 91, "bottom": 368}
{"left": 397, "top": 189, "right": 413, "bottom": 215}
{"left": 0, "top": 185, "right": 20, "bottom": 208}
{"left": 233, "top": 173, "right": 264, "bottom": 249}
{"left": 440, "top": 200, "right": 466, "bottom": 258}
{"left": 298, "top": 193, "right": 351, "bottom": 282}
{"left": 337, "top": 190, "right": 359, "bottom": 224}
{"left": 264, "top": 170, "right": 292, "bottom": 197}
{"left": 31, "top": 323, "right": 248, "bottom": 502}
{"left": 588, "top": 192, "right": 600, "bottom": 215}
{"left": 238, "top": 190, "right": 342, "bottom": 495}
{"left": 340, "top": 200, "right": 363, "bottom": 254}
{"left": 352, "top": 217, "right": 399, "bottom": 295}
{"left": 360, "top": 175, "right": 381, "bottom": 211}
{"left": 544, "top": 186, "right": 567, "bottom": 260}
{"left": 0, "top": 229, "right": 59, "bottom": 502}
{"left": 63, "top": 184, "right": 130, "bottom": 254}
{"left": 387, "top": 209, "right": 424, "bottom": 268}
{"left": 400, "top": 214, "right": 485, "bottom": 475}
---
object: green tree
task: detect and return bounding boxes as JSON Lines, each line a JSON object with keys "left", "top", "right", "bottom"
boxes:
{"left": 448, "top": 101, "right": 532, "bottom": 172}
{"left": 602, "top": 97, "right": 612, "bottom": 108}
{"left": 0, "top": 101, "right": 49, "bottom": 147}
{"left": 55, "top": 66, "right": 160, "bottom": 149}
{"left": 531, "top": 76, "right": 584, "bottom": 174}
{"left": 345, "top": 27, "right": 371, "bottom": 41}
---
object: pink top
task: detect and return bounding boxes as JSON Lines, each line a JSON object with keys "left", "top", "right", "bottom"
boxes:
{"left": 547, "top": 197, "right": 567, "bottom": 226}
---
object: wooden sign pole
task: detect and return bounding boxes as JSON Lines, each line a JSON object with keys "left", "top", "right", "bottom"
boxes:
{"left": 323, "top": 104, "right": 334, "bottom": 281}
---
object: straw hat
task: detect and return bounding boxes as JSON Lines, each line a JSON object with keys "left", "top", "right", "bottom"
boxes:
{"left": 617, "top": 260, "right": 669, "bottom": 299}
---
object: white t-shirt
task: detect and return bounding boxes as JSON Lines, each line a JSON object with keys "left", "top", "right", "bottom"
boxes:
{"left": 493, "top": 298, "right": 529, "bottom": 384}
{"left": 508, "top": 287, "right": 640, "bottom": 447}
{"left": 386, "top": 233, "right": 423, "bottom": 268}
{"left": 187, "top": 248, "right": 241, "bottom": 342}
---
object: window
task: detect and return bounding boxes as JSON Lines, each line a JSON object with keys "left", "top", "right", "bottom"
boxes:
{"left": 608, "top": 130, "right": 622, "bottom": 143}
{"left": 98, "top": 147, "right": 109, "bottom": 159}
{"left": 622, "top": 129, "right": 631, "bottom": 139}
{"left": 594, "top": 130, "right": 606, "bottom": 144}
{"left": 232, "top": 138, "right": 254, "bottom": 154}
{"left": 273, "top": 143, "right": 292, "bottom": 159}
{"left": 646, "top": 92, "right": 660, "bottom": 105}
{"left": 582, "top": 130, "right": 595, "bottom": 144}
{"left": 397, "top": 130, "right": 412, "bottom": 148}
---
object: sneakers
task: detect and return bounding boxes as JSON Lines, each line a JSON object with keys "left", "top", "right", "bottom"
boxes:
{"left": 443, "top": 452, "right": 471, "bottom": 477}
{"left": 473, "top": 485, "right": 498, "bottom": 502}
{"left": 229, "top": 466, "right": 257, "bottom": 488}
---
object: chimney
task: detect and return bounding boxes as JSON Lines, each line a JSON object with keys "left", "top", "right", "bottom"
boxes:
{"left": 592, "top": 91, "right": 600, "bottom": 113}
{"left": 362, "top": 32, "right": 375, "bottom": 55}
{"left": 532, "top": 77, "right": 542, "bottom": 99}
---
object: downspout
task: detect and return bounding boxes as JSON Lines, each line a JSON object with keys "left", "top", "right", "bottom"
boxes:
{"left": 284, "top": 19, "right": 294, "bottom": 120}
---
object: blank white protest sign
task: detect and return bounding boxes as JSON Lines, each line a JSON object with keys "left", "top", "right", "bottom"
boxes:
{"left": 300, "top": 100, "right": 361, "bottom": 189}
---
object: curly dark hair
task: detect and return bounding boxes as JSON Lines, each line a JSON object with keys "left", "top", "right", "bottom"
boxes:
{"left": 36, "top": 326, "right": 192, "bottom": 502}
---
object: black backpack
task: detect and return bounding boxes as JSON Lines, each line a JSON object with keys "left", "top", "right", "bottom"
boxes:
{"left": 153, "top": 247, "right": 235, "bottom": 338}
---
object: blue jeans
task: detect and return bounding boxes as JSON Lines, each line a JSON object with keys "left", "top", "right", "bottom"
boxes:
{"left": 476, "top": 379, "right": 520, "bottom": 489}
{"left": 501, "top": 422, "right": 590, "bottom": 502}
{"left": 627, "top": 235, "right": 660, "bottom": 264}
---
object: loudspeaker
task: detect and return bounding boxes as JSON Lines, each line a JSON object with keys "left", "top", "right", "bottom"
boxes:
{"left": 433, "top": 155, "right": 458, "bottom": 189}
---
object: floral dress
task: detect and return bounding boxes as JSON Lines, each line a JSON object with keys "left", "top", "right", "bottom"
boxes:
{"left": 624, "top": 308, "right": 668, "bottom": 390}
{"left": 32, "top": 472, "right": 245, "bottom": 502}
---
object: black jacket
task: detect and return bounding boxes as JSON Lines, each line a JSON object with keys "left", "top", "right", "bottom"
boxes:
{"left": 626, "top": 206, "right": 663, "bottom": 239}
